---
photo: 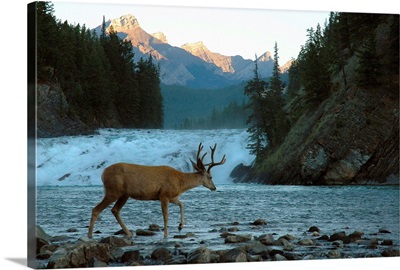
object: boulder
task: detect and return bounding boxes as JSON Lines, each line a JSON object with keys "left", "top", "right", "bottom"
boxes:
{"left": 220, "top": 248, "right": 248, "bottom": 263}
{"left": 47, "top": 242, "right": 110, "bottom": 268}
{"left": 349, "top": 231, "right": 364, "bottom": 242}
{"left": 100, "top": 236, "right": 133, "bottom": 247}
{"left": 187, "top": 247, "right": 211, "bottom": 264}
{"left": 298, "top": 238, "right": 314, "bottom": 246}
{"left": 121, "top": 250, "right": 140, "bottom": 264}
{"left": 329, "top": 232, "right": 351, "bottom": 244}
{"left": 251, "top": 219, "right": 267, "bottom": 226}
{"left": 308, "top": 226, "right": 320, "bottom": 233}
{"left": 257, "top": 234, "right": 275, "bottom": 245}
{"left": 148, "top": 224, "right": 161, "bottom": 231}
{"left": 151, "top": 247, "right": 172, "bottom": 262}
{"left": 136, "top": 229, "right": 155, "bottom": 236}
{"left": 225, "top": 234, "right": 253, "bottom": 243}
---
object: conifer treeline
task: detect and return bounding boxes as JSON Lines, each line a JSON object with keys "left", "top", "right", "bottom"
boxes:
{"left": 245, "top": 12, "right": 399, "bottom": 163}
{"left": 36, "top": 2, "right": 163, "bottom": 129}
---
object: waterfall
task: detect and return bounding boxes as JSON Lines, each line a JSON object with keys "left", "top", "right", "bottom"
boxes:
{"left": 36, "top": 129, "right": 254, "bottom": 186}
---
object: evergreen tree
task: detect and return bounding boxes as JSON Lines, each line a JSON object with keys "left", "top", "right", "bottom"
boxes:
{"left": 244, "top": 56, "right": 269, "bottom": 158}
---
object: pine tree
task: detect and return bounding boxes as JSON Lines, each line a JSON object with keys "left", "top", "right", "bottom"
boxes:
{"left": 244, "top": 56, "right": 268, "bottom": 158}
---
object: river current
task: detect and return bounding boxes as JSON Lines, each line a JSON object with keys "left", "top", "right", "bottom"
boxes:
{"left": 35, "top": 129, "right": 399, "bottom": 258}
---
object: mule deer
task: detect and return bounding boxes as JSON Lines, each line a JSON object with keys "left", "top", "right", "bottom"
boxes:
{"left": 88, "top": 143, "right": 226, "bottom": 238}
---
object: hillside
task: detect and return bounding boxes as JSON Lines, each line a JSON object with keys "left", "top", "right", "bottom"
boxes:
{"left": 232, "top": 13, "right": 399, "bottom": 185}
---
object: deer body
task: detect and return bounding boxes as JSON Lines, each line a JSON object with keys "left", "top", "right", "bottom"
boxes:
{"left": 88, "top": 143, "right": 225, "bottom": 238}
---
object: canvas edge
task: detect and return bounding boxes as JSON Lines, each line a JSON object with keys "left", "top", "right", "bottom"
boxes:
{"left": 27, "top": 1, "right": 37, "bottom": 269}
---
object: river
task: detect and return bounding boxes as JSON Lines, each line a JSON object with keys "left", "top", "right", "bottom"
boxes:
{"left": 35, "top": 129, "right": 399, "bottom": 261}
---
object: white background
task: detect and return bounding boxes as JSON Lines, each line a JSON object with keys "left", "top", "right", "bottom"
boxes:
{"left": 0, "top": 0, "right": 399, "bottom": 270}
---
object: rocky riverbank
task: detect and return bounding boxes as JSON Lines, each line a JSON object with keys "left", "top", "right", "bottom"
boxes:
{"left": 35, "top": 220, "right": 399, "bottom": 268}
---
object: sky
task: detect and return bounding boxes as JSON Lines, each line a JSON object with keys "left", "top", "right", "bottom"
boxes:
{"left": 51, "top": 0, "right": 334, "bottom": 63}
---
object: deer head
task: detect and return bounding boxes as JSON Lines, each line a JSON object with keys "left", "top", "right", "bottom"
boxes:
{"left": 190, "top": 143, "right": 226, "bottom": 191}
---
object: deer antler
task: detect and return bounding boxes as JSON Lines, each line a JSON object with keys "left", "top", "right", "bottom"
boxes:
{"left": 191, "top": 143, "right": 207, "bottom": 172}
{"left": 206, "top": 143, "right": 226, "bottom": 173}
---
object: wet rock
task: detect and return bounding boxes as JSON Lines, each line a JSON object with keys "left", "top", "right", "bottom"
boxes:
{"left": 381, "top": 239, "right": 393, "bottom": 246}
{"left": 66, "top": 228, "right": 78, "bottom": 233}
{"left": 248, "top": 242, "right": 272, "bottom": 258}
{"left": 308, "top": 226, "right": 320, "bottom": 233}
{"left": 311, "top": 231, "right": 320, "bottom": 237}
{"left": 220, "top": 232, "right": 235, "bottom": 238}
{"left": 228, "top": 227, "right": 240, "bottom": 232}
{"left": 349, "top": 230, "right": 364, "bottom": 242}
{"left": 37, "top": 238, "right": 50, "bottom": 255}
{"left": 283, "top": 252, "right": 303, "bottom": 260}
{"left": 136, "top": 229, "right": 155, "bottom": 236}
{"left": 173, "top": 232, "right": 195, "bottom": 239}
{"left": 327, "top": 250, "right": 341, "bottom": 259}
{"left": 258, "top": 234, "right": 275, "bottom": 246}
{"left": 272, "top": 254, "right": 287, "bottom": 261}
{"left": 36, "top": 225, "right": 52, "bottom": 242}
{"left": 220, "top": 248, "right": 248, "bottom": 263}
{"left": 225, "top": 234, "right": 253, "bottom": 243}
{"left": 37, "top": 250, "right": 53, "bottom": 260}
{"left": 114, "top": 229, "right": 133, "bottom": 236}
{"left": 100, "top": 236, "right": 133, "bottom": 247}
{"left": 279, "top": 234, "right": 297, "bottom": 241}
{"left": 329, "top": 232, "right": 351, "bottom": 244}
{"left": 151, "top": 247, "right": 172, "bottom": 262}
{"left": 317, "top": 235, "right": 330, "bottom": 241}
{"left": 149, "top": 224, "right": 161, "bottom": 231}
{"left": 298, "top": 238, "right": 314, "bottom": 246}
{"left": 381, "top": 249, "right": 400, "bottom": 257}
{"left": 91, "top": 257, "right": 108, "bottom": 267}
{"left": 166, "top": 255, "right": 187, "bottom": 264}
{"left": 187, "top": 247, "right": 211, "bottom": 264}
{"left": 232, "top": 221, "right": 240, "bottom": 226}
{"left": 47, "top": 242, "right": 110, "bottom": 268}
{"left": 121, "top": 250, "right": 140, "bottom": 264}
{"left": 251, "top": 219, "right": 267, "bottom": 226}
{"left": 379, "top": 229, "right": 391, "bottom": 234}
{"left": 332, "top": 240, "right": 344, "bottom": 248}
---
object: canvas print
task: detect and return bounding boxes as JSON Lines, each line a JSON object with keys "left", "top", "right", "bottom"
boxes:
{"left": 27, "top": 1, "right": 399, "bottom": 269}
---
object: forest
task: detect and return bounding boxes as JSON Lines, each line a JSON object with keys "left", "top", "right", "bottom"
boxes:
{"left": 36, "top": 2, "right": 163, "bottom": 129}
{"left": 241, "top": 12, "right": 399, "bottom": 184}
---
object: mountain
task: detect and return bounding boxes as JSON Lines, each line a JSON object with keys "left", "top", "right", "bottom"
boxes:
{"left": 95, "top": 14, "right": 290, "bottom": 88}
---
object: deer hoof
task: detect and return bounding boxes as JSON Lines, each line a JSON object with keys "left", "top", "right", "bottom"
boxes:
{"left": 178, "top": 223, "right": 183, "bottom": 231}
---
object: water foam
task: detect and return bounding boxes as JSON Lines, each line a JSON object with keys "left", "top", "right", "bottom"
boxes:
{"left": 36, "top": 129, "right": 254, "bottom": 186}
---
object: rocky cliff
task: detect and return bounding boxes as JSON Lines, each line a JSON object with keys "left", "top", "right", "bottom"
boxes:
{"left": 235, "top": 66, "right": 398, "bottom": 185}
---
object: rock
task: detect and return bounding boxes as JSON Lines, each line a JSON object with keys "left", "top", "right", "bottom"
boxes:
{"left": 149, "top": 224, "right": 161, "bottom": 231}
{"left": 251, "top": 219, "right": 267, "bottom": 226}
{"left": 151, "top": 248, "right": 172, "bottom": 262}
{"left": 381, "top": 249, "right": 400, "bottom": 257}
{"left": 220, "top": 232, "right": 235, "bottom": 238}
{"left": 225, "top": 234, "right": 253, "bottom": 243}
{"left": 349, "top": 230, "right": 364, "bottom": 242}
{"left": 298, "top": 238, "right": 314, "bottom": 246}
{"left": 379, "top": 229, "right": 391, "bottom": 234}
{"left": 100, "top": 236, "right": 133, "bottom": 247}
{"left": 47, "top": 242, "right": 110, "bottom": 268}
{"left": 327, "top": 250, "right": 341, "bottom": 259}
{"left": 187, "top": 247, "right": 211, "bottom": 264}
{"left": 114, "top": 229, "right": 133, "bottom": 236}
{"left": 37, "top": 250, "right": 53, "bottom": 260}
{"left": 317, "top": 235, "right": 330, "bottom": 241}
{"left": 166, "top": 255, "right": 187, "bottom": 264}
{"left": 308, "top": 226, "right": 320, "bottom": 233}
{"left": 220, "top": 248, "right": 248, "bottom": 263}
{"left": 311, "top": 231, "right": 320, "bottom": 236}
{"left": 121, "top": 250, "right": 140, "bottom": 264}
{"left": 232, "top": 221, "right": 240, "bottom": 225}
{"left": 248, "top": 242, "right": 272, "bottom": 258}
{"left": 257, "top": 234, "right": 275, "bottom": 246}
{"left": 36, "top": 238, "right": 50, "bottom": 255}
{"left": 66, "top": 228, "right": 78, "bottom": 233}
{"left": 272, "top": 254, "right": 287, "bottom": 261}
{"left": 381, "top": 239, "right": 393, "bottom": 246}
{"left": 228, "top": 227, "right": 240, "bottom": 232}
{"left": 280, "top": 234, "right": 296, "bottom": 241}
{"left": 136, "top": 229, "right": 155, "bottom": 236}
{"left": 329, "top": 232, "right": 351, "bottom": 244}
{"left": 173, "top": 232, "right": 195, "bottom": 239}
{"left": 332, "top": 240, "right": 344, "bottom": 248}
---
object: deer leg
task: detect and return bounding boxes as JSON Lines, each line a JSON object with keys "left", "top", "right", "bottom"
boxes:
{"left": 160, "top": 199, "right": 169, "bottom": 238}
{"left": 111, "top": 194, "right": 132, "bottom": 237}
{"left": 88, "top": 194, "right": 118, "bottom": 238}
{"left": 171, "top": 199, "right": 185, "bottom": 232}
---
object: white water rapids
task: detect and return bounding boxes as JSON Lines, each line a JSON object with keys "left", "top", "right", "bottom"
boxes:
{"left": 36, "top": 129, "right": 254, "bottom": 186}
